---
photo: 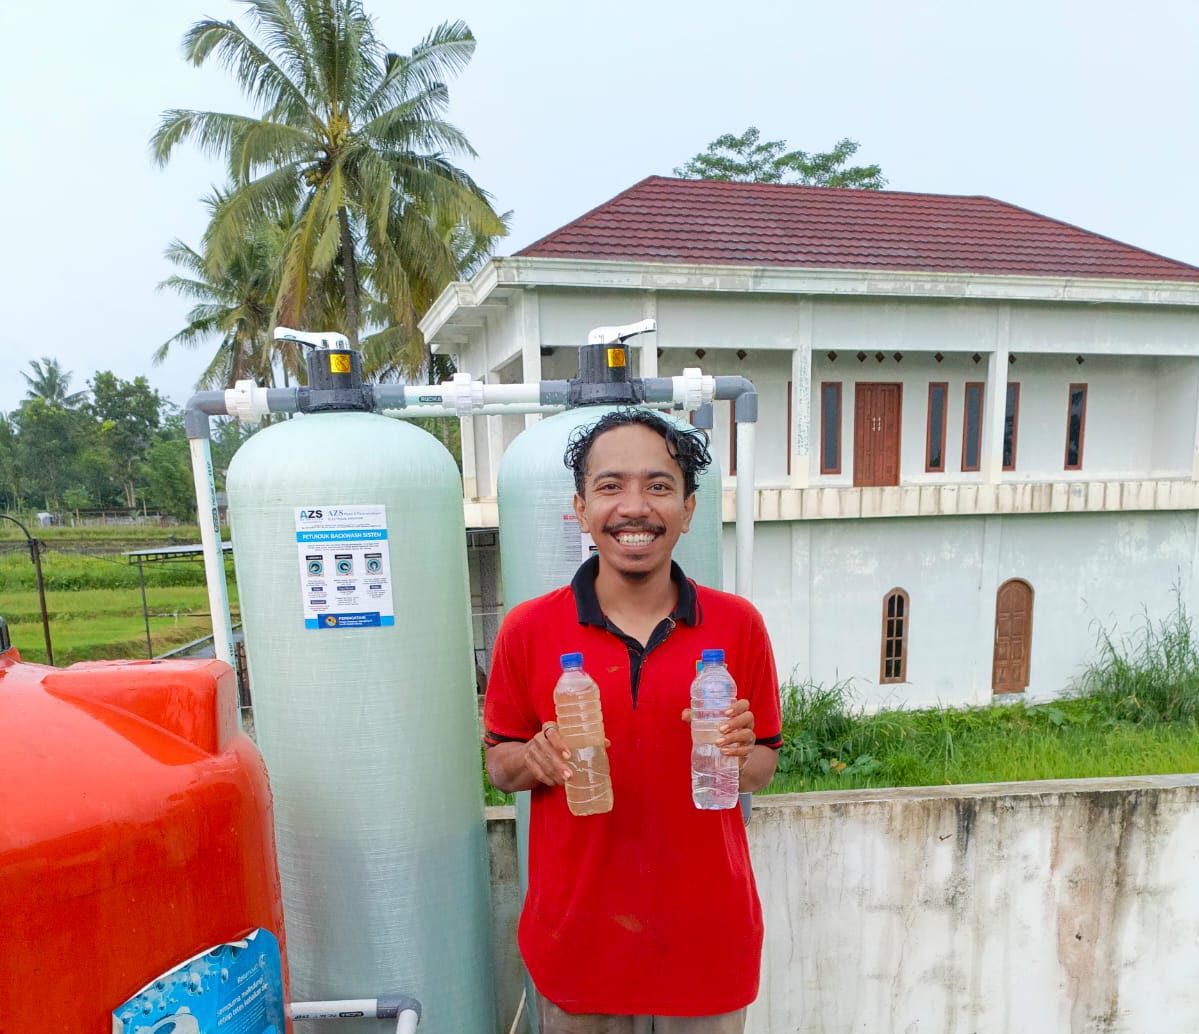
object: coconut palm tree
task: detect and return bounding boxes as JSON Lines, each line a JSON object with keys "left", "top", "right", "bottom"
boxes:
{"left": 151, "top": 0, "right": 504, "bottom": 374}
{"left": 21, "top": 358, "right": 87, "bottom": 408}
{"left": 156, "top": 192, "right": 289, "bottom": 389}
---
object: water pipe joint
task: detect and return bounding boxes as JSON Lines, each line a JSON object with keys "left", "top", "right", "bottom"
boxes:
{"left": 444, "top": 372, "right": 485, "bottom": 416}
{"left": 225, "top": 380, "right": 273, "bottom": 424}
{"left": 674, "top": 367, "right": 714, "bottom": 410}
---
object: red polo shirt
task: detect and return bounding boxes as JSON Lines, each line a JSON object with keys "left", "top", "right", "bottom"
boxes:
{"left": 484, "top": 558, "right": 783, "bottom": 1016}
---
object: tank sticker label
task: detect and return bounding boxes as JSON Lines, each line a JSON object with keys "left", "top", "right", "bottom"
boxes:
{"left": 562, "top": 513, "right": 597, "bottom": 563}
{"left": 294, "top": 505, "right": 395, "bottom": 630}
{"left": 112, "top": 927, "right": 285, "bottom": 1034}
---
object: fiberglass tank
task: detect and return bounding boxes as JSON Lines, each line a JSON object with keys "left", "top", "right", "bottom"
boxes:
{"left": 226, "top": 379, "right": 494, "bottom": 1034}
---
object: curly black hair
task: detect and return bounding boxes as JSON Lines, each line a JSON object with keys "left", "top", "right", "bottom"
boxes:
{"left": 563, "top": 408, "right": 713, "bottom": 497}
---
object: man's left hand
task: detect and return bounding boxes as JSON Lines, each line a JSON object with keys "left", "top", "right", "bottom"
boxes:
{"left": 680, "top": 697, "right": 755, "bottom": 767}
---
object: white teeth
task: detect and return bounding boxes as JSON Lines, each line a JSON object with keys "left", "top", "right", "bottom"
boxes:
{"left": 616, "top": 532, "right": 656, "bottom": 545}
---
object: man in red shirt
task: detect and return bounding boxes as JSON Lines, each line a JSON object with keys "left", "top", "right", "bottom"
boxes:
{"left": 485, "top": 409, "right": 782, "bottom": 1033}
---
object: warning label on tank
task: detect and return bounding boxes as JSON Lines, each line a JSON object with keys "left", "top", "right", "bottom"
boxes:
{"left": 113, "top": 927, "right": 286, "bottom": 1033}
{"left": 562, "top": 513, "right": 596, "bottom": 563}
{"left": 295, "top": 505, "right": 395, "bottom": 630}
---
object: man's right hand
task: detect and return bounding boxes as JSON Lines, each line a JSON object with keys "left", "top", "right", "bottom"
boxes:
{"left": 485, "top": 723, "right": 612, "bottom": 793}
{"left": 522, "top": 722, "right": 574, "bottom": 786}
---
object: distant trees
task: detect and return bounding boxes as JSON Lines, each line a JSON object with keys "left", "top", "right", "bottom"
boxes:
{"left": 0, "top": 359, "right": 208, "bottom": 520}
{"left": 152, "top": 0, "right": 505, "bottom": 386}
{"left": 674, "top": 127, "right": 886, "bottom": 189}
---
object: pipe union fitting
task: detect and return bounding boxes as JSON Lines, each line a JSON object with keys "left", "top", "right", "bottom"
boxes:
{"left": 225, "top": 380, "right": 271, "bottom": 424}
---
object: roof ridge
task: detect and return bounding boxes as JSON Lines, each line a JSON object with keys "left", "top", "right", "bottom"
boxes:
{"left": 638, "top": 174, "right": 1000, "bottom": 204}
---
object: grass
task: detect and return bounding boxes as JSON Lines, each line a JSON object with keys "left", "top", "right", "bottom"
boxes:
{"left": 0, "top": 523, "right": 201, "bottom": 545}
{"left": 1, "top": 544, "right": 236, "bottom": 665}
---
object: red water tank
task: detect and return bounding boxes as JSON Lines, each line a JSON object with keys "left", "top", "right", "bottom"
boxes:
{"left": 0, "top": 649, "right": 290, "bottom": 1032}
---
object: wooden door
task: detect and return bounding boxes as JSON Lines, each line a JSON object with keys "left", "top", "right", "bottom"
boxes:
{"left": 853, "top": 383, "right": 902, "bottom": 487}
{"left": 993, "top": 579, "right": 1034, "bottom": 693}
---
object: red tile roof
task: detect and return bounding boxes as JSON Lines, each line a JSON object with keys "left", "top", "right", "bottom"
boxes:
{"left": 516, "top": 176, "right": 1199, "bottom": 282}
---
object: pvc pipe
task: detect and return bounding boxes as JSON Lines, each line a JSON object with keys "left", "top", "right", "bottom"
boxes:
{"left": 734, "top": 420, "right": 756, "bottom": 598}
{"left": 188, "top": 436, "right": 234, "bottom": 667}
{"left": 289, "top": 997, "right": 421, "bottom": 1028}
{"left": 380, "top": 403, "right": 562, "bottom": 419}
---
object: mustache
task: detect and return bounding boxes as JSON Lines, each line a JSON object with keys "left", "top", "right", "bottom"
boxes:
{"left": 605, "top": 521, "right": 666, "bottom": 535}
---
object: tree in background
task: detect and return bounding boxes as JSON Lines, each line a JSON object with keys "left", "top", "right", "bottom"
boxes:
{"left": 2, "top": 359, "right": 196, "bottom": 518}
{"left": 156, "top": 191, "right": 289, "bottom": 389}
{"left": 152, "top": 0, "right": 505, "bottom": 379}
{"left": 89, "top": 373, "right": 165, "bottom": 508}
{"left": 674, "top": 127, "right": 886, "bottom": 189}
{"left": 0, "top": 415, "right": 20, "bottom": 510}
{"left": 21, "top": 357, "right": 88, "bottom": 408}
{"left": 140, "top": 415, "right": 201, "bottom": 521}
{"left": 11, "top": 397, "right": 93, "bottom": 511}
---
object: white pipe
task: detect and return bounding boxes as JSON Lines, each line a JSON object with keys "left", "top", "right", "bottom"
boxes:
{"left": 478, "top": 383, "right": 544, "bottom": 404}
{"left": 188, "top": 437, "right": 234, "bottom": 667}
{"left": 734, "top": 420, "right": 755, "bottom": 598}
{"left": 382, "top": 403, "right": 561, "bottom": 419}
{"left": 400, "top": 382, "right": 543, "bottom": 407}
{"left": 290, "top": 999, "right": 420, "bottom": 1030}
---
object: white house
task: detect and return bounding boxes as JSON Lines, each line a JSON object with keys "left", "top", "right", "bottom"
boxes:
{"left": 421, "top": 176, "right": 1199, "bottom": 708}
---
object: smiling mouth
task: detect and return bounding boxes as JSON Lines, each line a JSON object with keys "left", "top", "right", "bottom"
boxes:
{"left": 607, "top": 524, "right": 665, "bottom": 547}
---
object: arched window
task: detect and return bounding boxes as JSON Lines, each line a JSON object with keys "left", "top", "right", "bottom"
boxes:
{"left": 881, "top": 588, "right": 910, "bottom": 683}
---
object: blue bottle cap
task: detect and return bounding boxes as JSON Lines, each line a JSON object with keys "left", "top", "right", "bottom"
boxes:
{"left": 701, "top": 648, "right": 725, "bottom": 665}
{"left": 560, "top": 652, "right": 584, "bottom": 669}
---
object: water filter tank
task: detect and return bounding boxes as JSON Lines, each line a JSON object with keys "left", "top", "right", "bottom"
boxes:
{"left": 226, "top": 410, "right": 494, "bottom": 1034}
{"left": 497, "top": 406, "right": 723, "bottom": 606}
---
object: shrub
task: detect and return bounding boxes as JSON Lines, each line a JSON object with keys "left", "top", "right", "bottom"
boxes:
{"left": 1074, "top": 592, "right": 1199, "bottom": 726}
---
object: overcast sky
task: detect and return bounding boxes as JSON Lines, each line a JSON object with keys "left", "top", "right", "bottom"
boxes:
{"left": 2, "top": 0, "right": 1196, "bottom": 414}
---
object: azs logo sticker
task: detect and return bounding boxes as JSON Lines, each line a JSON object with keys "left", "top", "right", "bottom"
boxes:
{"left": 299, "top": 509, "right": 323, "bottom": 520}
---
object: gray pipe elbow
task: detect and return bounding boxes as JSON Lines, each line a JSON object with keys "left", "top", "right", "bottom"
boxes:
{"left": 378, "top": 994, "right": 423, "bottom": 1021}
{"left": 183, "top": 392, "right": 227, "bottom": 439}
{"left": 712, "top": 376, "right": 755, "bottom": 400}
{"left": 734, "top": 391, "right": 758, "bottom": 423}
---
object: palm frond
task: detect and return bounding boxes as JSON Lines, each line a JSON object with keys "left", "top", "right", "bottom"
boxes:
{"left": 183, "top": 17, "right": 314, "bottom": 127}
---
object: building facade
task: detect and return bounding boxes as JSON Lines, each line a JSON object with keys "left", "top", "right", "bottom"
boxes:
{"left": 424, "top": 178, "right": 1199, "bottom": 708}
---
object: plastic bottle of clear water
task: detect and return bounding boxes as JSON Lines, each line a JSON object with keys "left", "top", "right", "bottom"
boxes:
{"left": 553, "top": 652, "right": 613, "bottom": 816}
{"left": 690, "top": 648, "right": 740, "bottom": 810}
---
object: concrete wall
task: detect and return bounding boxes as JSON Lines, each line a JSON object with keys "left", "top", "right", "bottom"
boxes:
{"left": 485, "top": 775, "right": 1199, "bottom": 1034}
{"left": 724, "top": 509, "right": 1199, "bottom": 707}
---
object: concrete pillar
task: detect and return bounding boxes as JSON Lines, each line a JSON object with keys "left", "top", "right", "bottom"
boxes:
{"left": 482, "top": 321, "right": 505, "bottom": 500}
{"left": 1190, "top": 361, "right": 1199, "bottom": 480}
{"left": 790, "top": 300, "right": 814, "bottom": 488}
{"left": 981, "top": 305, "right": 1011, "bottom": 483}
{"left": 519, "top": 289, "right": 542, "bottom": 430}
{"left": 640, "top": 291, "right": 659, "bottom": 378}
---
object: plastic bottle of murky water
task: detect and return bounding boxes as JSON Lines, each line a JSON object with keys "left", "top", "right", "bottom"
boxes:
{"left": 691, "top": 648, "right": 740, "bottom": 810}
{"left": 553, "top": 652, "right": 613, "bottom": 816}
